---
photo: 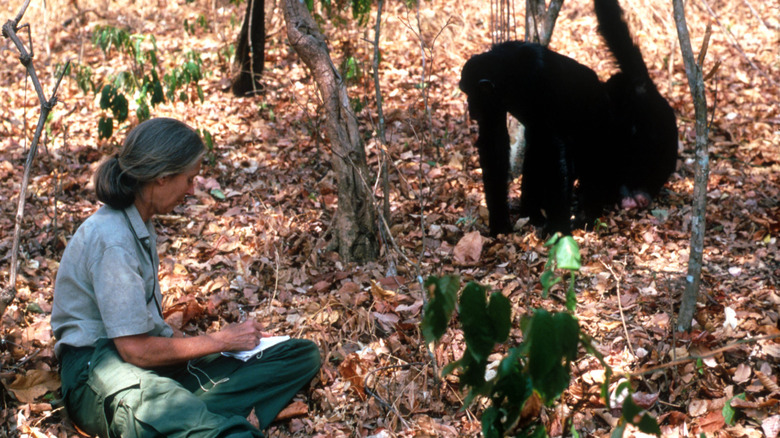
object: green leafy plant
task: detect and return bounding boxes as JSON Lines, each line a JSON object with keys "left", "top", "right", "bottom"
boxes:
{"left": 540, "top": 233, "right": 581, "bottom": 311}
{"left": 593, "top": 218, "right": 609, "bottom": 233}
{"left": 163, "top": 50, "right": 205, "bottom": 104}
{"left": 197, "top": 128, "right": 216, "bottom": 166}
{"left": 184, "top": 14, "right": 210, "bottom": 35}
{"left": 421, "top": 237, "right": 660, "bottom": 437}
{"left": 63, "top": 25, "right": 206, "bottom": 139}
{"left": 341, "top": 56, "right": 362, "bottom": 83}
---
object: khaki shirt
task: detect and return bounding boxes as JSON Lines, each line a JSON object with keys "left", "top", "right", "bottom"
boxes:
{"left": 51, "top": 204, "right": 172, "bottom": 358}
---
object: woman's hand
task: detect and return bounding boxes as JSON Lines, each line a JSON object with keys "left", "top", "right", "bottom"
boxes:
{"left": 211, "top": 320, "right": 269, "bottom": 352}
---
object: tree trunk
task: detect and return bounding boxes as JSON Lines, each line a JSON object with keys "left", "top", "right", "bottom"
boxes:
{"left": 231, "top": 0, "right": 265, "bottom": 96}
{"left": 524, "top": 0, "right": 563, "bottom": 46}
{"left": 673, "top": 0, "right": 710, "bottom": 331}
{"left": 281, "top": 0, "right": 379, "bottom": 263}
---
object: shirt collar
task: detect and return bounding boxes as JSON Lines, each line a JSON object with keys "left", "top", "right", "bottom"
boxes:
{"left": 123, "top": 204, "right": 151, "bottom": 241}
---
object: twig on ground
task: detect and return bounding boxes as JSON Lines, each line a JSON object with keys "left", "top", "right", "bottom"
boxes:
{"left": 633, "top": 333, "right": 780, "bottom": 376}
{"left": 601, "top": 262, "right": 636, "bottom": 358}
{"left": 363, "top": 362, "right": 425, "bottom": 428}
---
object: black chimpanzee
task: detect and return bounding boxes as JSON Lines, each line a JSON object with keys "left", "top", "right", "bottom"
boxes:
{"left": 459, "top": 42, "right": 617, "bottom": 236}
{"left": 231, "top": 0, "right": 265, "bottom": 96}
{"left": 595, "top": 0, "right": 678, "bottom": 211}
{"left": 459, "top": 0, "right": 678, "bottom": 236}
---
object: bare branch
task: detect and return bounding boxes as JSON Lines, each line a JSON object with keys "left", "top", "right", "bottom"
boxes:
{"left": 1, "top": 3, "right": 65, "bottom": 317}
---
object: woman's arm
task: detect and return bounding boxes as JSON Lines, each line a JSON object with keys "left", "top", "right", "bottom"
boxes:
{"left": 113, "top": 320, "right": 267, "bottom": 368}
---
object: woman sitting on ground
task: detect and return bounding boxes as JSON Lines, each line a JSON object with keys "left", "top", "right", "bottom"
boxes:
{"left": 51, "top": 117, "right": 320, "bottom": 438}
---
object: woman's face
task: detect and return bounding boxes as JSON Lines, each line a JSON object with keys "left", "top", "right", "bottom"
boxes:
{"left": 152, "top": 162, "right": 201, "bottom": 215}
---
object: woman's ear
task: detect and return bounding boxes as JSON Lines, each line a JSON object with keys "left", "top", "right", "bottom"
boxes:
{"left": 154, "top": 176, "right": 170, "bottom": 186}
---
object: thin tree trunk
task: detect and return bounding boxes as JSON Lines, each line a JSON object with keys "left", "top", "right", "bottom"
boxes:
{"left": 1, "top": 0, "right": 66, "bottom": 316}
{"left": 673, "top": 0, "right": 710, "bottom": 331}
{"left": 372, "top": 0, "right": 390, "bottom": 223}
{"left": 282, "top": 0, "right": 378, "bottom": 262}
{"left": 231, "top": 0, "right": 265, "bottom": 96}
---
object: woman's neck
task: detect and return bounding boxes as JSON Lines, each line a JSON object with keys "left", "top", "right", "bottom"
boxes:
{"left": 134, "top": 187, "right": 154, "bottom": 222}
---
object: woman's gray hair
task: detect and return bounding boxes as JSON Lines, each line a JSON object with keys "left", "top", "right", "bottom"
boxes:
{"left": 94, "top": 118, "right": 205, "bottom": 209}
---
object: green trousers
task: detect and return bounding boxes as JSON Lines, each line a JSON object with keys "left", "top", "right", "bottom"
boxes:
{"left": 59, "top": 338, "right": 320, "bottom": 438}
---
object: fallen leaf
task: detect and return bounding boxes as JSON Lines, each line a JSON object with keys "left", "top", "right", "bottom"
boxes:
{"left": 756, "top": 370, "right": 780, "bottom": 392}
{"left": 632, "top": 391, "right": 659, "bottom": 409}
{"left": 453, "top": 231, "right": 483, "bottom": 265}
{"left": 338, "top": 353, "right": 366, "bottom": 400}
{"left": 395, "top": 300, "right": 423, "bottom": 315}
{"left": 699, "top": 410, "right": 726, "bottom": 433}
{"left": 4, "top": 370, "right": 61, "bottom": 403}
{"left": 18, "top": 424, "right": 49, "bottom": 438}
{"left": 733, "top": 363, "right": 751, "bottom": 384}
{"left": 688, "top": 398, "right": 708, "bottom": 417}
{"left": 763, "top": 415, "right": 780, "bottom": 438}
{"left": 723, "top": 306, "right": 738, "bottom": 329}
{"left": 372, "top": 311, "right": 400, "bottom": 332}
{"left": 275, "top": 400, "right": 309, "bottom": 421}
{"left": 370, "top": 280, "right": 396, "bottom": 302}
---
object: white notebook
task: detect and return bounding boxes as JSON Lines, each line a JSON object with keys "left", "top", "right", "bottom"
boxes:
{"left": 222, "top": 335, "right": 290, "bottom": 361}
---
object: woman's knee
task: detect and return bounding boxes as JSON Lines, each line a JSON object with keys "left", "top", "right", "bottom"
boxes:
{"left": 296, "top": 339, "right": 321, "bottom": 370}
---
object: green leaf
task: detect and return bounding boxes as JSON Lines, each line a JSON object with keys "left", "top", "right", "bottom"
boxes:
{"left": 481, "top": 406, "right": 501, "bottom": 438}
{"left": 565, "top": 277, "right": 577, "bottom": 312}
{"left": 723, "top": 393, "right": 746, "bottom": 425}
{"left": 544, "top": 233, "right": 561, "bottom": 248}
{"left": 112, "top": 93, "right": 129, "bottom": 122}
{"left": 201, "top": 130, "right": 213, "bottom": 149}
{"left": 441, "top": 359, "right": 460, "bottom": 378}
{"left": 459, "top": 283, "right": 495, "bottom": 362}
{"left": 421, "top": 276, "right": 459, "bottom": 344}
{"left": 487, "top": 292, "right": 511, "bottom": 343}
{"left": 210, "top": 188, "right": 226, "bottom": 200}
{"left": 136, "top": 100, "right": 150, "bottom": 122}
{"left": 149, "top": 70, "right": 165, "bottom": 105}
{"left": 98, "top": 117, "right": 113, "bottom": 139}
{"left": 456, "top": 351, "right": 486, "bottom": 389}
{"left": 133, "top": 38, "right": 144, "bottom": 64}
{"left": 495, "top": 348, "right": 530, "bottom": 405}
{"left": 554, "top": 236, "right": 581, "bottom": 271}
{"left": 610, "top": 423, "right": 626, "bottom": 438}
{"left": 540, "top": 270, "right": 561, "bottom": 297}
{"left": 637, "top": 413, "right": 661, "bottom": 435}
{"left": 26, "top": 302, "right": 43, "bottom": 314}
{"left": 526, "top": 310, "right": 579, "bottom": 402}
{"left": 553, "top": 312, "right": 580, "bottom": 361}
{"left": 99, "top": 84, "right": 115, "bottom": 110}
{"left": 621, "top": 392, "right": 642, "bottom": 421}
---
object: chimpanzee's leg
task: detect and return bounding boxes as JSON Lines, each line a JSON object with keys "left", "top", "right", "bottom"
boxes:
{"left": 475, "top": 111, "right": 512, "bottom": 236}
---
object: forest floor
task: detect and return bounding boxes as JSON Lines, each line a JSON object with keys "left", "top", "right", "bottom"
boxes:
{"left": 0, "top": 0, "right": 778, "bottom": 436}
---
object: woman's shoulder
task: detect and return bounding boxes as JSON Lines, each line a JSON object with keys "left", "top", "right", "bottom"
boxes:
{"left": 75, "top": 205, "right": 134, "bottom": 247}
